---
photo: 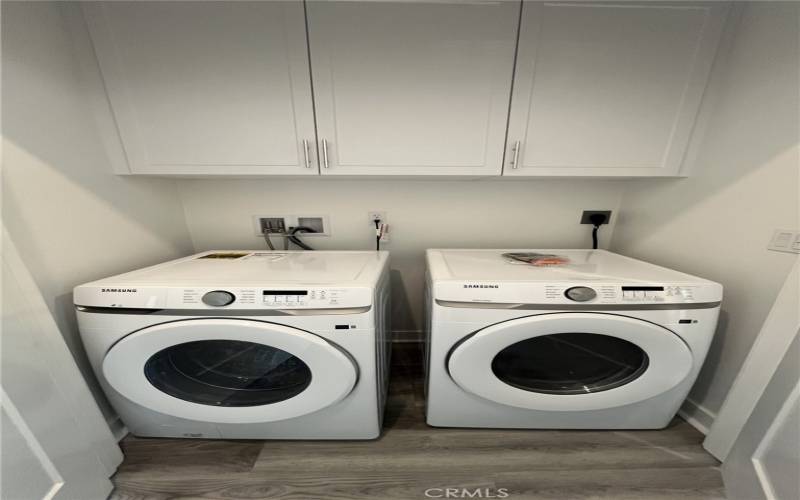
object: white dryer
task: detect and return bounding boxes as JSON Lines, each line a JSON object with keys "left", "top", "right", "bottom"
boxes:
{"left": 425, "top": 249, "right": 722, "bottom": 429}
{"left": 75, "top": 250, "right": 390, "bottom": 440}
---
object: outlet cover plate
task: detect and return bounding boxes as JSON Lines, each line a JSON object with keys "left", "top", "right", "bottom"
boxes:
{"left": 367, "top": 211, "right": 389, "bottom": 242}
{"left": 368, "top": 211, "right": 386, "bottom": 224}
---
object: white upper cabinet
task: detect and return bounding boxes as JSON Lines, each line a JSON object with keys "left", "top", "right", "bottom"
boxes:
{"left": 81, "top": 0, "right": 729, "bottom": 178}
{"left": 306, "top": 0, "right": 519, "bottom": 176}
{"left": 504, "top": 1, "right": 730, "bottom": 177}
{"left": 82, "top": 1, "right": 318, "bottom": 175}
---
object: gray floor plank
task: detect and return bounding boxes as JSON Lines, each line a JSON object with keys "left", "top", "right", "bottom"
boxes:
{"left": 111, "top": 343, "right": 724, "bottom": 499}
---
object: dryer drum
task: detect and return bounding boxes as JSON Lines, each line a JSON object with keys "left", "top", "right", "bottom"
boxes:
{"left": 491, "top": 333, "right": 649, "bottom": 395}
{"left": 144, "top": 340, "right": 312, "bottom": 407}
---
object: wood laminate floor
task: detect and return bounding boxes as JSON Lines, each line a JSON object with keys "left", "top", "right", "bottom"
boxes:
{"left": 111, "top": 344, "right": 724, "bottom": 500}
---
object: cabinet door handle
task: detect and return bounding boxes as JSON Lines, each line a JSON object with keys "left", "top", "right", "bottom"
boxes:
{"left": 510, "top": 141, "right": 521, "bottom": 169}
{"left": 321, "top": 139, "right": 330, "bottom": 169}
{"left": 302, "top": 139, "right": 311, "bottom": 168}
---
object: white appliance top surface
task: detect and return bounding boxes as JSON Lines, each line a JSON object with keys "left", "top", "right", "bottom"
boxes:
{"left": 429, "top": 249, "right": 715, "bottom": 285}
{"left": 85, "top": 251, "right": 388, "bottom": 287}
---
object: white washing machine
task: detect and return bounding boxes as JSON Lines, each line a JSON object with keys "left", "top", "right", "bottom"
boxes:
{"left": 75, "top": 250, "right": 390, "bottom": 440}
{"left": 425, "top": 249, "right": 722, "bottom": 429}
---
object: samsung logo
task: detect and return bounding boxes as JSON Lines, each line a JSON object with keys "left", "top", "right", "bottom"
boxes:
{"left": 463, "top": 284, "right": 499, "bottom": 289}
{"left": 101, "top": 288, "right": 137, "bottom": 293}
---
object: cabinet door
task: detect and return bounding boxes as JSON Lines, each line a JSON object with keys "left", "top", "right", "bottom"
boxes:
{"left": 83, "top": 1, "right": 318, "bottom": 175}
{"left": 504, "top": 1, "right": 729, "bottom": 177}
{"left": 307, "top": 0, "right": 519, "bottom": 176}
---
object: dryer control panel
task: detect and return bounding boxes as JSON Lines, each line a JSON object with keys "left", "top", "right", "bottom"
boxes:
{"left": 435, "top": 281, "right": 720, "bottom": 305}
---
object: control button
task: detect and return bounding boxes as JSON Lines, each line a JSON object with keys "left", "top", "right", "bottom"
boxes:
{"left": 634, "top": 291, "right": 645, "bottom": 299}
{"left": 202, "top": 290, "right": 235, "bottom": 307}
{"left": 623, "top": 290, "right": 634, "bottom": 299}
{"left": 564, "top": 286, "right": 597, "bottom": 302}
{"left": 286, "top": 296, "right": 297, "bottom": 303}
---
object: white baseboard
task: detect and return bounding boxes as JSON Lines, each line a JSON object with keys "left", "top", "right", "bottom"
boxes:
{"left": 106, "top": 415, "right": 128, "bottom": 442}
{"left": 678, "top": 397, "right": 717, "bottom": 435}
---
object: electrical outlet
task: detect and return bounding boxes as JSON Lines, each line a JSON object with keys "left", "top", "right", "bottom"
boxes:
{"left": 580, "top": 210, "right": 612, "bottom": 225}
{"left": 368, "top": 211, "right": 386, "bottom": 224}
{"left": 368, "top": 211, "right": 389, "bottom": 242}
{"left": 768, "top": 229, "right": 800, "bottom": 253}
{"left": 253, "top": 215, "right": 330, "bottom": 237}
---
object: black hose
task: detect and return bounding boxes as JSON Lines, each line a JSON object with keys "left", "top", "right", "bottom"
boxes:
{"left": 263, "top": 232, "right": 276, "bottom": 250}
{"left": 288, "top": 226, "right": 316, "bottom": 251}
{"left": 588, "top": 213, "right": 607, "bottom": 250}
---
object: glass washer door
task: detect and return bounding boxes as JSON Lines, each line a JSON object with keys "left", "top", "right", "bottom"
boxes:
{"left": 144, "top": 339, "right": 313, "bottom": 407}
{"left": 103, "top": 318, "right": 358, "bottom": 424}
{"left": 447, "top": 313, "right": 693, "bottom": 412}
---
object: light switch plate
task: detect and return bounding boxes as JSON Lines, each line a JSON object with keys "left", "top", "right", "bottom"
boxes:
{"left": 792, "top": 234, "right": 800, "bottom": 252}
{"left": 768, "top": 229, "right": 800, "bottom": 253}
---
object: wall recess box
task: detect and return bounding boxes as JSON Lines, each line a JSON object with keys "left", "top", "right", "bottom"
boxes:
{"left": 252, "top": 215, "right": 330, "bottom": 237}
{"left": 580, "top": 210, "right": 612, "bottom": 225}
{"left": 767, "top": 229, "right": 800, "bottom": 253}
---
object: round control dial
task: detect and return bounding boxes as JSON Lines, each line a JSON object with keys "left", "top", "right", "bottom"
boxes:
{"left": 202, "top": 290, "right": 235, "bottom": 307}
{"left": 564, "top": 286, "right": 597, "bottom": 302}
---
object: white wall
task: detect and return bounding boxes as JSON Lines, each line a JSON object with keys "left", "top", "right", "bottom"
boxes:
{"left": 611, "top": 2, "right": 799, "bottom": 426}
{"left": 2, "top": 1, "right": 195, "bottom": 422}
{"left": 177, "top": 178, "right": 627, "bottom": 335}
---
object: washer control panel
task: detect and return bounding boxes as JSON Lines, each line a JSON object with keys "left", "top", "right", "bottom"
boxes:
{"left": 75, "top": 283, "right": 370, "bottom": 310}
{"left": 202, "top": 290, "right": 236, "bottom": 307}
{"left": 261, "top": 289, "right": 344, "bottom": 307}
{"left": 621, "top": 286, "right": 665, "bottom": 301}
{"left": 172, "top": 287, "right": 368, "bottom": 309}
{"left": 619, "top": 286, "right": 693, "bottom": 302}
{"left": 564, "top": 286, "right": 597, "bottom": 302}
